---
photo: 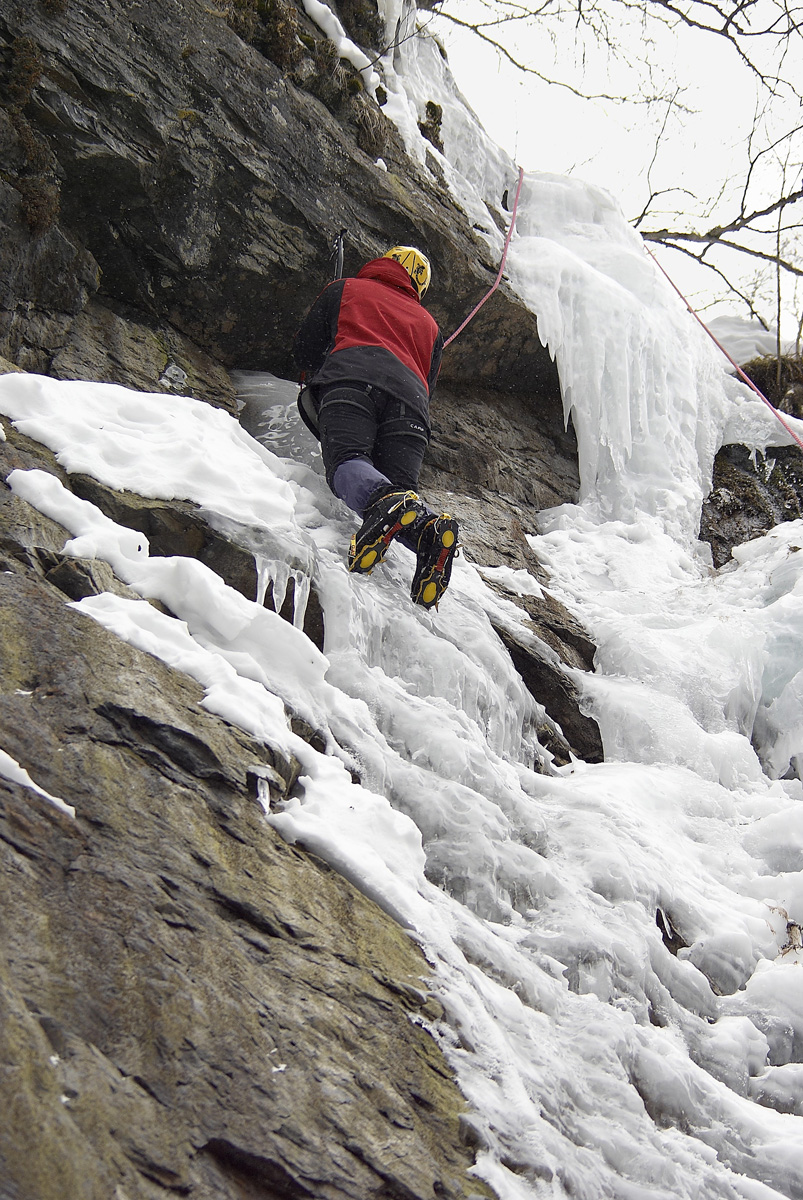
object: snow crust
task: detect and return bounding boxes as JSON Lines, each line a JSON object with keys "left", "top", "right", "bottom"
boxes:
{"left": 708, "top": 317, "right": 794, "bottom": 368}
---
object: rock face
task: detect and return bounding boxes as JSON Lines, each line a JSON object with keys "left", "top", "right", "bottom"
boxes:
{"left": 0, "top": 419, "right": 486, "bottom": 1200}
{"left": 699, "top": 356, "right": 803, "bottom": 567}
{"left": 0, "top": 0, "right": 549, "bottom": 391}
{"left": 701, "top": 443, "right": 803, "bottom": 568}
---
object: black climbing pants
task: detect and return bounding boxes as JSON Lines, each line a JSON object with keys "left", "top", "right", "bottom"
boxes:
{"left": 317, "top": 382, "right": 430, "bottom": 495}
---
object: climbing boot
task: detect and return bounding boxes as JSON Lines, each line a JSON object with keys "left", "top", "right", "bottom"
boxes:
{"left": 348, "top": 488, "right": 428, "bottom": 575}
{"left": 411, "top": 514, "right": 459, "bottom": 609}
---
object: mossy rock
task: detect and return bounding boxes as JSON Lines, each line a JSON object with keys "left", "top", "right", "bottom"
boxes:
{"left": 740, "top": 353, "right": 803, "bottom": 413}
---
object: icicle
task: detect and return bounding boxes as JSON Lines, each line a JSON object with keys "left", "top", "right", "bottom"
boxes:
{"left": 254, "top": 555, "right": 272, "bottom": 608}
{"left": 254, "top": 555, "right": 298, "bottom": 618}
{"left": 291, "top": 571, "right": 311, "bottom": 630}
{"left": 270, "top": 561, "right": 291, "bottom": 615}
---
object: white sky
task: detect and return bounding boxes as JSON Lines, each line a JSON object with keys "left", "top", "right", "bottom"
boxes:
{"left": 429, "top": 2, "right": 803, "bottom": 338}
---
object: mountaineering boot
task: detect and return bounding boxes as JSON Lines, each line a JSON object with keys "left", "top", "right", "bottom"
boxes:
{"left": 411, "top": 514, "right": 459, "bottom": 609}
{"left": 348, "top": 488, "right": 429, "bottom": 574}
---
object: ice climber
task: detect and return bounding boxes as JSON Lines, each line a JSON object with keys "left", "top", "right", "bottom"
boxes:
{"left": 294, "top": 245, "right": 459, "bottom": 610}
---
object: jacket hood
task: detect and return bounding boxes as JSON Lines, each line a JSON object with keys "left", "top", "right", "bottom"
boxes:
{"left": 356, "top": 257, "right": 421, "bottom": 300}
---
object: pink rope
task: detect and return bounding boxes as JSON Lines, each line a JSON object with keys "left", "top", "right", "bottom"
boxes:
{"left": 443, "top": 166, "right": 525, "bottom": 348}
{"left": 644, "top": 242, "right": 803, "bottom": 453}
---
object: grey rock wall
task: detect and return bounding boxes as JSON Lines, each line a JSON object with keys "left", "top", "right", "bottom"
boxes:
{"left": 0, "top": 0, "right": 553, "bottom": 395}
{"left": 0, "top": 415, "right": 489, "bottom": 1200}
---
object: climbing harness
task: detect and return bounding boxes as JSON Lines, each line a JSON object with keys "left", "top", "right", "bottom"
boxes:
{"left": 443, "top": 165, "right": 525, "bottom": 349}
{"left": 644, "top": 243, "right": 803, "bottom": 454}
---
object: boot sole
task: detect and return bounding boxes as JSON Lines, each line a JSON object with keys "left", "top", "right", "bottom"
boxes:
{"left": 348, "top": 496, "right": 420, "bottom": 575}
{"left": 412, "top": 518, "right": 458, "bottom": 609}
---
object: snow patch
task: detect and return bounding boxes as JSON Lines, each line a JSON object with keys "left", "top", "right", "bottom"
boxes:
{"left": 0, "top": 746, "right": 75, "bottom": 817}
{"left": 301, "top": 0, "right": 380, "bottom": 93}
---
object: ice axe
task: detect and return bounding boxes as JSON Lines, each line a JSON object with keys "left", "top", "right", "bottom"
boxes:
{"left": 330, "top": 228, "right": 346, "bottom": 281}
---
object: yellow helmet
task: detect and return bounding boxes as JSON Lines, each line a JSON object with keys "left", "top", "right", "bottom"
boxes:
{"left": 383, "top": 245, "right": 431, "bottom": 297}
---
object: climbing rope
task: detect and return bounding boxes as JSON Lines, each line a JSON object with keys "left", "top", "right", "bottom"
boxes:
{"left": 644, "top": 243, "right": 803, "bottom": 454}
{"left": 443, "top": 166, "right": 525, "bottom": 349}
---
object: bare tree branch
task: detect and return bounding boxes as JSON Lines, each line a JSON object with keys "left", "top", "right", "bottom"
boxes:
{"left": 643, "top": 228, "right": 803, "bottom": 277}
{"left": 431, "top": 8, "right": 649, "bottom": 100}
{"left": 633, "top": 186, "right": 697, "bottom": 228}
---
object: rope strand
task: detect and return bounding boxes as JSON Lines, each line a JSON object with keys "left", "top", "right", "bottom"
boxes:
{"left": 444, "top": 166, "right": 525, "bottom": 349}
{"left": 644, "top": 243, "right": 803, "bottom": 454}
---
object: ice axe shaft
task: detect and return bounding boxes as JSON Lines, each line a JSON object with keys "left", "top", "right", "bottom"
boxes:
{"left": 331, "top": 229, "right": 346, "bottom": 280}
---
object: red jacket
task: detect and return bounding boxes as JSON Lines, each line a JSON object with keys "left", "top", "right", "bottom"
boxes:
{"left": 293, "top": 257, "right": 443, "bottom": 431}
